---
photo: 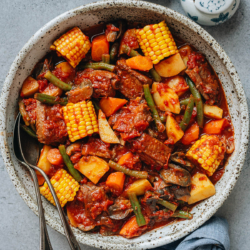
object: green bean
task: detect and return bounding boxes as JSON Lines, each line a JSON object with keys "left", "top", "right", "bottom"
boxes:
{"left": 34, "top": 93, "right": 68, "bottom": 106}
{"left": 160, "top": 115, "right": 166, "bottom": 123}
{"left": 128, "top": 192, "right": 146, "bottom": 227}
{"left": 44, "top": 70, "right": 72, "bottom": 91}
{"left": 157, "top": 199, "right": 178, "bottom": 212}
{"left": 102, "top": 54, "right": 110, "bottom": 64}
{"left": 92, "top": 99, "right": 100, "bottom": 111}
{"left": 108, "top": 160, "right": 148, "bottom": 179}
{"left": 186, "top": 77, "right": 204, "bottom": 128}
{"left": 80, "top": 62, "right": 115, "bottom": 72}
{"left": 143, "top": 84, "right": 165, "bottom": 132}
{"left": 172, "top": 210, "right": 193, "bottom": 219}
{"left": 149, "top": 68, "right": 162, "bottom": 82}
{"left": 58, "top": 145, "right": 82, "bottom": 182}
{"left": 18, "top": 99, "right": 30, "bottom": 126}
{"left": 20, "top": 124, "right": 37, "bottom": 139}
{"left": 180, "top": 97, "right": 190, "bottom": 106}
{"left": 179, "top": 96, "right": 194, "bottom": 131}
{"left": 110, "top": 42, "right": 119, "bottom": 64}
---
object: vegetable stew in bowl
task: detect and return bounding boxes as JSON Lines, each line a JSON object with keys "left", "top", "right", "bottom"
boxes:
{"left": 18, "top": 19, "right": 234, "bottom": 238}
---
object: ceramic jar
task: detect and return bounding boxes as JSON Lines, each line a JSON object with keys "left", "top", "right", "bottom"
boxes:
{"left": 181, "top": 0, "right": 240, "bottom": 26}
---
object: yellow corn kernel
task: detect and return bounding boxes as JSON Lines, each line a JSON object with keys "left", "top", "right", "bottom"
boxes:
{"left": 50, "top": 27, "right": 91, "bottom": 68}
{"left": 186, "top": 135, "right": 226, "bottom": 176}
{"left": 136, "top": 20, "right": 178, "bottom": 64}
{"left": 40, "top": 169, "right": 79, "bottom": 207}
{"left": 62, "top": 100, "right": 98, "bottom": 142}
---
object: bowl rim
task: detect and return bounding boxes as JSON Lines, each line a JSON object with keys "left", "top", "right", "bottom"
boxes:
{"left": 0, "top": 0, "right": 248, "bottom": 249}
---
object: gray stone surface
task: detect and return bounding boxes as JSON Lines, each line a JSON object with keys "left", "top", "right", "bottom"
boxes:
{"left": 0, "top": 0, "right": 249, "bottom": 249}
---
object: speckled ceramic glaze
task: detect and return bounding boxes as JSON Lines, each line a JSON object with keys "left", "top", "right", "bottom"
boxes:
{"left": 0, "top": 1, "right": 248, "bottom": 249}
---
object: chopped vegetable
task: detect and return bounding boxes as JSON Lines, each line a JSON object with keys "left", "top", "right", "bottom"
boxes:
{"left": 179, "top": 96, "right": 194, "bottom": 131}
{"left": 54, "top": 62, "right": 75, "bottom": 83}
{"left": 62, "top": 101, "right": 98, "bottom": 142}
{"left": 50, "top": 27, "right": 91, "bottom": 68}
{"left": 178, "top": 45, "right": 193, "bottom": 67}
{"left": 99, "top": 97, "right": 127, "bottom": 117}
{"left": 204, "top": 104, "right": 223, "bottom": 119}
{"left": 58, "top": 145, "right": 82, "bottom": 182}
{"left": 126, "top": 56, "right": 153, "bottom": 71}
{"left": 119, "top": 29, "right": 139, "bottom": 55}
{"left": 203, "top": 118, "right": 229, "bottom": 135}
{"left": 136, "top": 21, "right": 178, "bottom": 64}
{"left": 75, "top": 156, "right": 109, "bottom": 184}
{"left": 20, "top": 124, "right": 37, "bottom": 138}
{"left": 188, "top": 173, "right": 216, "bottom": 205}
{"left": 40, "top": 169, "right": 80, "bottom": 207}
{"left": 118, "top": 152, "right": 133, "bottom": 166}
{"left": 125, "top": 179, "right": 152, "bottom": 196}
{"left": 106, "top": 172, "right": 125, "bottom": 194}
{"left": 172, "top": 210, "right": 193, "bottom": 219}
{"left": 98, "top": 109, "right": 120, "bottom": 143}
{"left": 91, "top": 34, "right": 110, "bottom": 62}
{"left": 186, "top": 135, "right": 226, "bottom": 176}
{"left": 37, "top": 145, "right": 52, "bottom": 175}
{"left": 36, "top": 172, "right": 45, "bottom": 186}
{"left": 21, "top": 76, "right": 39, "bottom": 97}
{"left": 157, "top": 199, "right": 177, "bottom": 212}
{"left": 166, "top": 76, "right": 189, "bottom": 96}
{"left": 180, "top": 97, "right": 190, "bottom": 106}
{"left": 102, "top": 54, "right": 110, "bottom": 64}
{"left": 34, "top": 93, "right": 68, "bottom": 105}
{"left": 154, "top": 53, "right": 186, "bottom": 77}
{"left": 18, "top": 99, "right": 30, "bottom": 126}
{"left": 128, "top": 192, "right": 146, "bottom": 227}
{"left": 150, "top": 68, "right": 162, "bottom": 82}
{"left": 110, "top": 42, "right": 119, "bottom": 63}
{"left": 80, "top": 62, "right": 115, "bottom": 72}
{"left": 143, "top": 84, "right": 165, "bottom": 132}
{"left": 120, "top": 216, "right": 144, "bottom": 238}
{"left": 166, "top": 115, "right": 184, "bottom": 144}
{"left": 181, "top": 122, "right": 199, "bottom": 145}
{"left": 186, "top": 77, "right": 204, "bottom": 128}
{"left": 47, "top": 148, "right": 64, "bottom": 166}
{"left": 152, "top": 82, "right": 180, "bottom": 114}
{"left": 108, "top": 161, "right": 148, "bottom": 179}
{"left": 44, "top": 70, "right": 72, "bottom": 91}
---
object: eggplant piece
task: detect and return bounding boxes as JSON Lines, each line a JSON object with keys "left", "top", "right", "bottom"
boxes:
{"left": 170, "top": 152, "right": 194, "bottom": 172}
{"left": 36, "top": 58, "right": 53, "bottom": 80}
{"left": 108, "top": 198, "right": 132, "bottom": 220}
{"left": 160, "top": 164, "right": 191, "bottom": 187}
{"left": 169, "top": 185, "right": 191, "bottom": 202}
{"left": 105, "top": 20, "right": 127, "bottom": 42}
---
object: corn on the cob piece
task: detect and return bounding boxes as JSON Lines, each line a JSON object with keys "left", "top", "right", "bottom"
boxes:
{"left": 136, "top": 21, "right": 178, "bottom": 64}
{"left": 40, "top": 169, "right": 79, "bottom": 207}
{"left": 62, "top": 100, "right": 98, "bottom": 142}
{"left": 186, "top": 135, "right": 226, "bottom": 176}
{"left": 50, "top": 27, "right": 91, "bottom": 68}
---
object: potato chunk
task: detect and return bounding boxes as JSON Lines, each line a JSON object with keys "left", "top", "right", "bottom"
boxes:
{"left": 125, "top": 179, "right": 152, "bottom": 196}
{"left": 152, "top": 82, "right": 180, "bottom": 114}
{"left": 154, "top": 53, "right": 186, "bottom": 77}
{"left": 178, "top": 45, "right": 193, "bottom": 67}
{"left": 76, "top": 156, "right": 109, "bottom": 184}
{"left": 204, "top": 104, "right": 223, "bottom": 119}
{"left": 165, "top": 76, "right": 189, "bottom": 96}
{"left": 166, "top": 115, "right": 184, "bottom": 144}
{"left": 21, "top": 76, "right": 39, "bottom": 97}
{"left": 188, "top": 173, "right": 216, "bottom": 205}
{"left": 98, "top": 109, "right": 120, "bottom": 143}
{"left": 37, "top": 145, "right": 52, "bottom": 174}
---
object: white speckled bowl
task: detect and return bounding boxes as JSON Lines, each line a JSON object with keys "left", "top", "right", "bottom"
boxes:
{"left": 0, "top": 1, "right": 248, "bottom": 249}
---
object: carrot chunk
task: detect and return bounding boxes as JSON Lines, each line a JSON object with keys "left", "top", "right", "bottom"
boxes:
{"left": 106, "top": 172, "right": 125, "bottom": 193}
{"left": 99, "top": 97, "right": 127, "bottom": 117}
{"left": 181, "top": 122, "right": 199, "bottom": 145}
{"left": 47, "top": 148, "right": 64, "bottom": 166}
{"left": 91, "top": 34, "right": 110, "bottom": 61}
{"left": 203, "top": 118, "right": 229, "bottom": 135}
{"left": 36, "top": 171, "right": 45, "bottom": 185}
{"left": 118, "top": 152, "right": 133, "bottom": 166}
{"left": 126, "top": 56, "right": 153, "bottom": 71}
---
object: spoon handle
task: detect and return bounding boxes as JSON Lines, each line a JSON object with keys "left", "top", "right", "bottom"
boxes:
{"left": 27, "top": 166, "right": 53, "bottom": 250}
{"left": 35, "top": 167, "right": 81, "bottom": 250}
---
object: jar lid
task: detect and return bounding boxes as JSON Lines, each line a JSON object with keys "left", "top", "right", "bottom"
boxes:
{"left": 194, "top": 0, "right": 234, "bottom": 14}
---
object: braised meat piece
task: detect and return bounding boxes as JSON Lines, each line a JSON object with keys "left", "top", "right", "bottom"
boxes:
{"left": 115, "top": 59, "right": 152, "bottom": 99}
{"left": 66, "top": 78, "right": 93, "bottom": 103}
{"left": 82, "top": 137, "right": 111, "bottom": 159}
{"left": 109, "top": 98, "right": 152, "bottom": 140}
{"left": 74, "top": 69, "right": 118, "bottom": 98}
{"left": 36, "top": 101, "right": 67, "bottom": 144}
{"left": 79, "top": 183, "right": 113, "bottom": 220}
{"left": 186, "top": 52, "right": 219, "bottom": 105}
{"left": 130, "top": 133, "right": 172, "bottom": 168}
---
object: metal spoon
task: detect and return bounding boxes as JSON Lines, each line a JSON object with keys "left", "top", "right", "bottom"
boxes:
{"left": 13, "top": 113, "right": 53, "bottom": 250}
{"left": 14, "top": 113, "right": 81, "bottom": 250}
